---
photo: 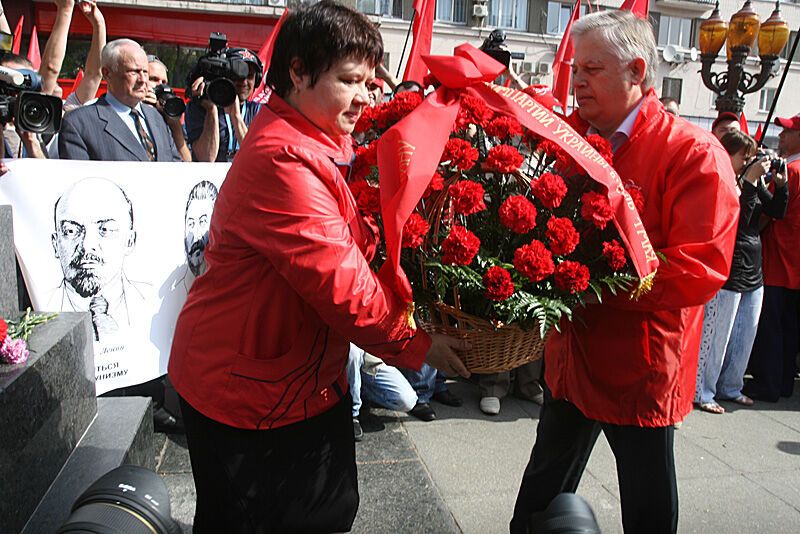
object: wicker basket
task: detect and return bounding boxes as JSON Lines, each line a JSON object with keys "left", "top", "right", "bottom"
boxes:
{"left": 419, "top": 301, "right": 547, "bottom": 374}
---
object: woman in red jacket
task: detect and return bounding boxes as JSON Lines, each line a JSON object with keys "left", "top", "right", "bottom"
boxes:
{"left": 168, "top": 2, "right": 469, "bottom": 532}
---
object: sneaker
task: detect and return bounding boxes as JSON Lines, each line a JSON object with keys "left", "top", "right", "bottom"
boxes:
{"left": 409, "top": 403, "right": 436, "bottom": 421}
{"left": 479, "top": 396, "right": 501, "bottom": 415}
{"left": 433, "top": 390, "right": 463, "bottom": 407}
{"left": 353, "top": 418, "right": 364, "bottom": 441}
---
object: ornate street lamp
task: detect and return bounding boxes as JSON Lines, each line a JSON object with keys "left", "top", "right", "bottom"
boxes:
{"left": 699, "top": 1, "right": 790, "bottom": 114}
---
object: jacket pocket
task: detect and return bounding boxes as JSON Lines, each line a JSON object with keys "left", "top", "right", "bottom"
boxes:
{"left": 230, "top": 325, "right": 325, "bottom": 383}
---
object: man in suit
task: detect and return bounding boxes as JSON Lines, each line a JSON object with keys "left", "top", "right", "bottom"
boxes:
{"left": 58, "top": 38, "right": 182, "bottom": 162}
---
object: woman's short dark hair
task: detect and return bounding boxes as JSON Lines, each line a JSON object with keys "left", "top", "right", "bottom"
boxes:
{"left": 266, "top": 1, "right": 384, "bottom": 98}
{"left": 720, "top": 129, "right": 757, "bottom": 158}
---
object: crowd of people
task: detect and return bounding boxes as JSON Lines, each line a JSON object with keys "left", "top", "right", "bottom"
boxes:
{"left": 2, "top": 0, "right": 800, "bottom": 532}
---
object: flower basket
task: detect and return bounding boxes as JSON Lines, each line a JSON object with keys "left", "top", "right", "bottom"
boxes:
{"left": 419, "top": 301, "right": 546, "bottom": 373}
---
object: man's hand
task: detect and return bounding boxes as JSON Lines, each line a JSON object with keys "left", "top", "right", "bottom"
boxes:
{"left": 54, "top": 0, "right": 75, "bottom": 11}
{"left": 223, "top": 95, "right": 242, "bottom": 120}
{"left": 143, "top": 89, "right": 158, "bottom": 107}
{"left": 424, "top": 334, "right": 471, "bottom": 378}
{"left": 191, "top": 77, "right": 217, "bottom": 112}
{"left": 78, "top": 0, "right": 104, "bottom": 27}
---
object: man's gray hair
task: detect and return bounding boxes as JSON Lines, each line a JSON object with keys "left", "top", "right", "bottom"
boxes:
{"left": 572, "top": 10, "right": 658, "bottom": 90}
{"left": 101, "top": 39, "right": 144, "bottom": 71}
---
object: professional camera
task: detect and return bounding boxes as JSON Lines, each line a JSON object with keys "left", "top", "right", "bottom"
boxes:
{"left": 528, "top": 493, "right": 601, "bottom": 534}
{"left": 189, "top": 32, "right": 250, "bottom": 107}
{"left": 58, "top": 465, "right": 181, "bottom": 534}
{"left": 479, "top": 29, "right": 525, "bottom": 69}
{"left": 154, "top": 83, "right": 186, "bottom": 118}
{"left": 753, "top": 149, "right": 787, "bottom": 184}
{"left": 0, "top": 65, "right": 62, "bottom": 134}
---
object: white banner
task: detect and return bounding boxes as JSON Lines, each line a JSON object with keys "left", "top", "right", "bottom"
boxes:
{"left": 0, "top": 159, "right": 230, "bottom": 394}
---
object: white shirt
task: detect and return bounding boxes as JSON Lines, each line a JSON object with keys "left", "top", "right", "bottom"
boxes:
{"left": 104, "top": 91, "right": 154, "bottom": 143}
{"left": 587, "top": 97, "right": 646, "bottom": 153}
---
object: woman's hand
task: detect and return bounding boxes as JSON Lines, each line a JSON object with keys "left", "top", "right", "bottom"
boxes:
{"left": 424, "top": 334, "right": 471, "bottom": 378}
{"left": 772, "top": 170, "right": 787, "bottom": 188}
{"left": 743, "top": 157, "right": 770, "bottom": 185}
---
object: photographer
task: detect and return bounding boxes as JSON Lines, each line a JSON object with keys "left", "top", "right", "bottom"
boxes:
{"left": 0, "top": 53, "right": 47, "bottom": 159}
{"left": 184, "top": 45, "right": 263, "bottom": 162}
{"left": 145, "top": 56, "right": 190, "bottom": 161}
{"left": 695, "top": 130, "right": 787, "bottom": 415}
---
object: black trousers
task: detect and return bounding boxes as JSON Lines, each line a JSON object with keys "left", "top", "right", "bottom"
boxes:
{"left": 180, "top": 394, "right": 359, "bottom": 534}
{"left": 510, "top": 386, "right": 677, "bottom": 534}
{"left": 745, "top": 285, "right": 799, "bottom": 401}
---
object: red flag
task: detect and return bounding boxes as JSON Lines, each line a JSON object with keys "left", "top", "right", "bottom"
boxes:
{"left": 739, "top": 111, "right": 750, "bottom": 135}
{"left": 27, "top": 26, "right": 41, "bottom": 71}
{"left": 402, "top": 0, "right": 435, "bottom": 83}
{"left": 620, "top": 0, "right": 649, "bottom": 19}
{"left": 257, "top": 9, "right": 289, "bottom": 76}
{"left": 552, "top": 0, "right": 581, "bottom": 110}
{"left": 74, "top": 68, "right": 84, "bottom": 87}
{"left": 755, "top": 124, "right": 763, "bottom": 143}
{"left": 12, "top": 16, "right": 24, "bottom": 54}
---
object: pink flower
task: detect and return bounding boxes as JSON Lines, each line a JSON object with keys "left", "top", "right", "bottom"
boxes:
{"left": 1, "top": 337, "right": 29, "bottom": 365}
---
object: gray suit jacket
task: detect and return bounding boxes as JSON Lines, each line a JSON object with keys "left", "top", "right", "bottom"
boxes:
{"left": 58, "top": 94, "right": 182, "bottom": 162}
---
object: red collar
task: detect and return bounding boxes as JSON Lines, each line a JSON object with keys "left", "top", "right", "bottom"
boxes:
{"left": 267, "top": 93, "right": 353, "bottom": 163}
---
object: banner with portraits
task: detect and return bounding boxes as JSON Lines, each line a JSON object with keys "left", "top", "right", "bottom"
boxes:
{"left": 0, "top": 159, "right": 230, "bottom": 394}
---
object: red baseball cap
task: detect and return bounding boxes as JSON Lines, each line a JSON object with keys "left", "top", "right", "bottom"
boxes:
{"left": 774, "top": 114, "right": 800, "bottom": 130}
{"left": 712, "top": 111, "right": 740, "bottom": 131}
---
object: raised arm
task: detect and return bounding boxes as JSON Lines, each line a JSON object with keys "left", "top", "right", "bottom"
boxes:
{"left": 0, "top": 1, "right": 11, "bottom": 34}
{"left": 39, "top": 0, "right": 75, "bottom": 96}
{"left": 73, "top": 0, "right": 105, "bottom": 105}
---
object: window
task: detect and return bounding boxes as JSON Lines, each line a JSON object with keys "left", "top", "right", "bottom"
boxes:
{"left": 661, "top": 77, "right": 682, "bottom": 104}
{"left": 546, "top": 1, "right": 587, "bottom": 35}
{"left": 759, "top": 88, "right": 777, "bottom": 112}
{"left": 780, "top": 31, "right": 799, "bottom": 61}
{"left": 656, "top": 15, "right": 692, "bottom": 48}
{"left": 490, "top": 0, "right": 529, "bottom": 31}
{"left": 357, "top": 0, "right": 401, "bottom": 17}
{"left": 436, "top": 0, "right": 468, "bottom": 24}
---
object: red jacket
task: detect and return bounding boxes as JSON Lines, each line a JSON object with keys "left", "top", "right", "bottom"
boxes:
{"left": 169, "top": 95, "right": 430, "bottom": 430}
{"left": 546, "top": 91, "right": 739, "bottom": 427}
{"left": 762, "top": 159, "right": 800, "bottom": 289}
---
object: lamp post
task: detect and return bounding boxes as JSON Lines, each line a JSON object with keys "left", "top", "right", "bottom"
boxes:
{"left": 699, "top": 0, "right": 790, "bottom": 114}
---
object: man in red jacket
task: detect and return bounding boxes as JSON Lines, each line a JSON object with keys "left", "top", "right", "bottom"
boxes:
{"left": 510, "top": 11, "right": 739, "bottom": 534}
{"left": 745, "top": 114, "right": 800, "bottom": 401}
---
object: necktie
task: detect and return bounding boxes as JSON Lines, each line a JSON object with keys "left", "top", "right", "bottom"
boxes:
{"left": 89, "top": 295, "right": 119, "bottom": 341}
{"left": 130, "top": 110, "right": 156, "bottom": 161}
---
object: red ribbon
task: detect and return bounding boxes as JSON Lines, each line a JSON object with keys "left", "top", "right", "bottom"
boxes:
{"left": 377, "top": 43, "right": 658, "bottom": 303}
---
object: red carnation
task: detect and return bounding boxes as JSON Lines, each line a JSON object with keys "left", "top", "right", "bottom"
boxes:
{"left": 402, "top": 213, "right": 430, "bottom": 249}
{"left": 624, "top": 181, "right": 645, "bottom": 213}
{"left": 538, "top": 139, "right": 576, "bottom": 174}
{"left": 354, "top": 105, "right": 375, "bottom": 134}
{"left": 513, "top": 241, "right": 554, "bottom": 283}
{"left": 423, "top": 172, "right": 446, "bottom": 199}
{"left": 602, "top": 240, "right": 628, "bottom": 271}
{"left": 0, "top": 318, "right": 7, "bottom": 345}
{"left": 546, "top": 217, "right": 580, "bottom": 256}
{"left": 484, "top": 145, "right": 524, "bottom": 174}
{"left": 554, "top": 260, "right": 590, "bottom": 294}
{"left": 441, "top": 138, "right": 479, "bottom": 171}
{"left": 351, "top": 143, "right": 378, "bottom": 180}
{"left": 449, "top": 180, "right": 486, "bottom": 216}
{"left": 455, "top": 94, "right": 493, "bottom": 131}
{"left": 348, "top": 180, "right": 381, "bottom": 214}
{"left": 580, "top": 191, "right": 613, "bottom": 229}
{"left": 483, "top": 266, "right": 515, "bottom": 301}
{"left": 585, "top": 134, "right": 614, "bottom": 164}
{"left": 441, "top": 226, "right": 481, "bottom": 265}
{"left": 484, "top": 116, "right": 523, "bottom": 140}
{"left": 531, "top": 172, "right": 568, "bottom": 209}
{"left": 499, "top": 195, "right": 537, "bottom": 234}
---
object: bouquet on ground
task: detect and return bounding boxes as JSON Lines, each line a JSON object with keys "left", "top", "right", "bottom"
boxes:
{"left": 349, "top": 46, "right": 656, "bottom": 372}
{"left": 1, "top": 309, "right": 59, "bottom": 365}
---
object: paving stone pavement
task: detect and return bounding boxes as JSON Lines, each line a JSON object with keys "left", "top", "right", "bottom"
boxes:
{"left": 156, "top": 379, "right": 800, "bottom": 533}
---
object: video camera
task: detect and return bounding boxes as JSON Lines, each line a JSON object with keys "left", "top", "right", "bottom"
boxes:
{"left": 189, "top": 32, "right": 250, "bottom": 107}
{"left": 479, "top": 29, "right": 524, "bottom": 69}
{"left": 154, "top": 83, "right": 186, "bottom": 118}
{"left": 0, "top": 65, "right": 62, "bottom": 134}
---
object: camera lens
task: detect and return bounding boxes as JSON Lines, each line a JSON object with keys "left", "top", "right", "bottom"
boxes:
{"left": 206, "top": 78, "right": 237, "bottom": 107}
{"left": 57, "top": 465, "right": 180, "bottom": 534}
{"left": 16, "top": 91, "right": 62, "bottom": 134}
{"left": 163, "top": 97, "right": 186, "bottom": 118}
{"left": 22, "top": 100, "right": 49, "bottom": 128}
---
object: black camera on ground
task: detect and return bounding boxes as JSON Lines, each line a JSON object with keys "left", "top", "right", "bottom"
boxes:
{"left": 154, "top": 83, "right": 186, "bottom": 118}
{"left": 57, "top": 465, "right": 180, "bottom": 533}
{"left": 189, "top": 32, "right": 250, "bottom": 107}
{"left": 0, "top": 65, "right": 62, "bottom": 133}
